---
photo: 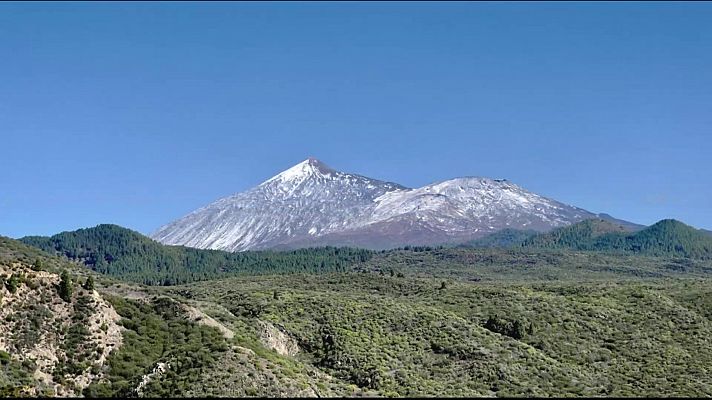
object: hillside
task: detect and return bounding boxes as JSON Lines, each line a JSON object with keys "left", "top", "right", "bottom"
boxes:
{"left": 522, "top": 219, "right": 712, "bottom": 259}
{"left": 355, "top": 246, "right": 712, "bottom": 283}
{"left": 21, "top": 224, "right": 373, "bottom": 285}
{"left": 594, "top": 213, "right": 646, "bottom": 231}
{"left": 154, "top": 272, "right": 712, "bottom": 397}
{"left": 0, "top": 236, "right": 75, "bottom": 276}
{"left": 21, "top": 222, "right": 712, "bottom": 287}
{"left": 1, "top": 236, "right": 366, "bottom": 397}
{"left": 521, "top": 219, "right": 631, "bottom": 249}
{"left": 628, "top": 219, "right": 712, "bottom": 258}
{"left": 6, "top": 230, "right": 712, "bottom": 396}
{"left": 456, "top": 228, "right": 538, "bottom": 248}
{"left": 0, "top": 237, "right": 123, "bottom": 397}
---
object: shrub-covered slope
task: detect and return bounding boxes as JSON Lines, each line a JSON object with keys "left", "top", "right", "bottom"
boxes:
{"left": 6, "top": 229, "right": 712, "bottom": 397}
{"left": 0, "top": 237, "right": 123, "bottom": 397}
{"left": 159, "top": 273, "right": 712, "bottom": 397}
{"left": 356, "top": 246, "right": 712, "bottom": 283}
{"left": 1, "top": 235, "right": 363, "bottom": 398}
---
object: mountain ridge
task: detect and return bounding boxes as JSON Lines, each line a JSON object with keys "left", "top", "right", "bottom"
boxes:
{"left": 19, "top": 224, "right": 372, "bottom": 285}
{"left": 151, "top": 158, "right": 639, "bottom": 251}
{"left": 521, "top": 218, "right": 712, "bottom": 259}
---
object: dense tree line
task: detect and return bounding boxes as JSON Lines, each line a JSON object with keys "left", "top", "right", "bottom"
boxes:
{"left": 521, "top": 219, "right": 712, "bottom": 259}
{"left": 20, "top": 224, "right": 374, "bottom": 285}
{"left": 457, "top": 228, "right": 538, "bottom": 248}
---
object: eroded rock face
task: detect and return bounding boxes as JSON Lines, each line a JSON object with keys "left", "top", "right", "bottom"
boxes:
{"left": 135, "top": 362, "right": 170, "bottom": 397}
{"left": 257, "top": 320, "right": 300, "bottom": 357}
{"left": 0, "top": 262, "right": 122, "bottom": 396}
{"left": 180, "top": 303, "right": 235, "bottom": 339}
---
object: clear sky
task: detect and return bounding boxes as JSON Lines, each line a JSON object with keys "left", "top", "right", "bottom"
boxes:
{"left": 1, "top": 2, "right": 711, "bottom": 238}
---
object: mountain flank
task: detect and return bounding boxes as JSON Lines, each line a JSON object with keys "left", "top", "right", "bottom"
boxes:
{"left": 0, "top": 237, "right": 122, "bottom": 396}
{"left": 151, "top": 158, "right": 638, "bottom": 251}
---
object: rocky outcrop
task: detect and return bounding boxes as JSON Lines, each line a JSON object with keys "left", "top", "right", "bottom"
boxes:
{"left": 0, "top": 262, "right": 122, "bottom": 396}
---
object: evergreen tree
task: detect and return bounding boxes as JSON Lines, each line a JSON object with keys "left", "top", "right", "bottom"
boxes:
{"left": 511, "top": 320, "right": 524, "bottom": 340}
{"left": 59, "top": 270, "right": 73, "bottom": 302}
{"left": 83, "top": 276, "right": 95, "bottom": 291}
{"left": 6, "top": 273, "right": 20, "bottom": 293}
{"left": 526, "top": 322, "right": 535, "bottom": 336}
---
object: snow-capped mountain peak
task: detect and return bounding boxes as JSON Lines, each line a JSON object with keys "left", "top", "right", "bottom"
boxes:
{"left": 151, "top": 158, "right": 614, "bottom": 251}
{"left": 262, "top": 157, "right": 337, "bottom": 186}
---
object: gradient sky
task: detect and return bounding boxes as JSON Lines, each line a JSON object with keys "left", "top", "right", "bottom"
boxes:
{"left": 1, "top": 1, "right": 711, "bottom": 238}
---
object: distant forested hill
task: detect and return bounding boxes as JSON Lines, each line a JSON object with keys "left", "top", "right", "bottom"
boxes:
{"left": 522, "top": 219, "right": 712, "bottom": 259}
{"left": 19, "top": 218, "right": 712, "bottom": 287}
{"left": 20, "top": 224, "right": 373, "bottom": 285}
{"left": 520, "top": 219, "right": 630, "bottom": 249}
{"left": 457, "top": 228, "right": 538, "bottom": 248}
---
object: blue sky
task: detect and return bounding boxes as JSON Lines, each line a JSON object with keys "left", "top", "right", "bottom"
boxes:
{"left": 1, "top": 2, "right": 711, "bottom": 238}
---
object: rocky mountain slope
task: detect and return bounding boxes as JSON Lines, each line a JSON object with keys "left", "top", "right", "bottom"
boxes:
{"left": 152, "top": 158, "right": 631, "bottom": 251}
{"left": 0, "top": 238, "right": 122, "bottom": 397}
{"left": 2, "top": 236, "right": 361, "bottom": 398}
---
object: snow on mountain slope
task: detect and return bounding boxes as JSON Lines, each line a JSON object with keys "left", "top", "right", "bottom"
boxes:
{"left": 151, "top": 158, "right": 405, "bottom": 251}
{"left": 151, "top": 158, "right": 602, "bottom": 251}
{"left": 371, "top": 177, "right": 592, "bottom": 233}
